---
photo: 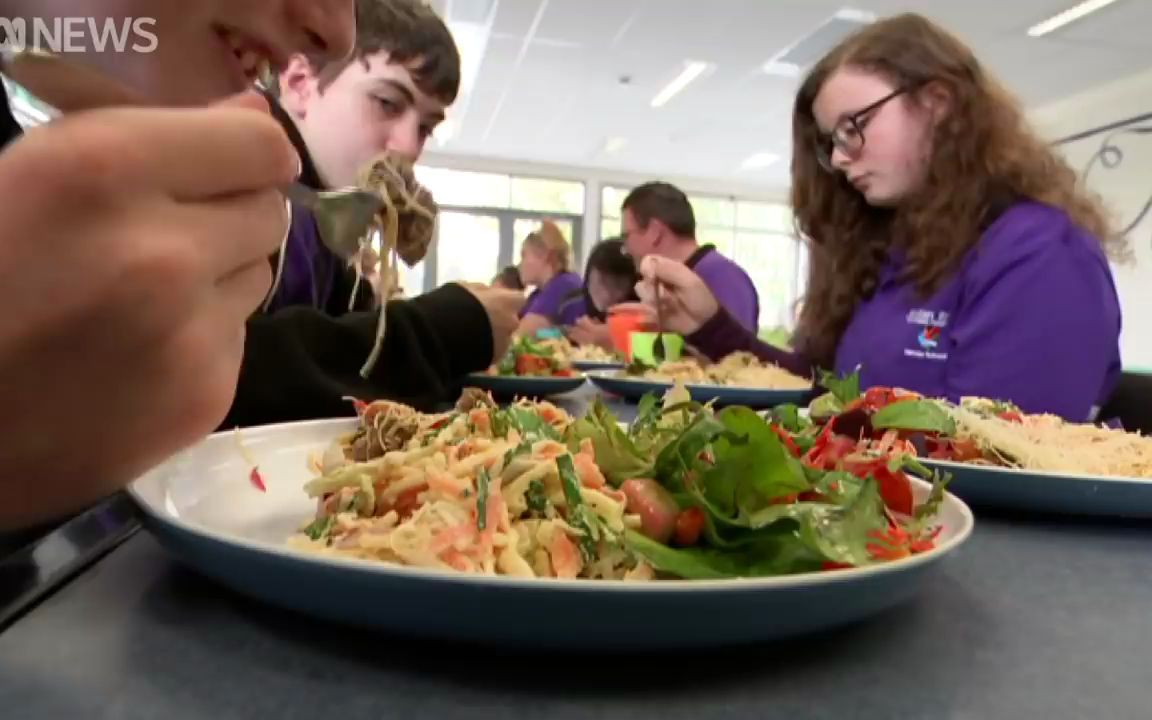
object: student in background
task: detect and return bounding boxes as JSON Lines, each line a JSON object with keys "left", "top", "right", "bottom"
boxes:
{"left": 565, "top": 238, "right": 640, "bottom": 348}
{"left": 636, "top": 13, "right": 1122, "bottom": 422}
{"left": 620, "top": 182, "right": 760, "bottom": 331}
{"left": 230, "top": 0, "right": 524, "bottom": 424}
{"left": 517, "top": 220, "right": 582, "bottom": 337}
{"left": 492, "top": 266, "right": 525, "bottom": 291}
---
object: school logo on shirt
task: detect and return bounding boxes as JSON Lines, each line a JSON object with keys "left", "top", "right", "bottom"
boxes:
{"left": 904, "top": 309, "right": 949, "bottom": 362}
{"left": 917, "top": 326, "right": 941, "bottom": 350}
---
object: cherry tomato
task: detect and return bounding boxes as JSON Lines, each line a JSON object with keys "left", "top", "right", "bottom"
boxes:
{"left": 673, "top": 507, "right": 706, "bottom": 547}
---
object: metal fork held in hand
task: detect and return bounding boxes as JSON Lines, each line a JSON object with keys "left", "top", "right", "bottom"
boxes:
{"left": 652, "top": 282, "right": 668, "bottom": 363}
{"left": 0, "top": 46, "right": 382, "bottom": 262}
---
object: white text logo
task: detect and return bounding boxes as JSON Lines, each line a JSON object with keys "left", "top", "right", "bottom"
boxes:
{"left": 0, "top": 17, "right": 158, "bottom": 54}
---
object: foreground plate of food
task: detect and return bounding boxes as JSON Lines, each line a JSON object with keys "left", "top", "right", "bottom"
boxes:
{"left": 130, "top": 392, "right": 972, "bottom": 649}
{"left": 798, "top": 375, "right": 1152, "bottom": 517}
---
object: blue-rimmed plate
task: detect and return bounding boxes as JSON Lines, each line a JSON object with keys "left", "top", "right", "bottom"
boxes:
{"left": 463, "top": 373, "right": 586, "bottom": 399}
{"left": 586, "top": 370, "right": 814, "bottom": 408}
{"left": 572, "top": 359, "right": 625, "bottom": 372}
{"left": 920, "top": 459, "right": 1152, "bottom": 517}
{"left": 129, "top": 419, "right": 973, "bottom": 649}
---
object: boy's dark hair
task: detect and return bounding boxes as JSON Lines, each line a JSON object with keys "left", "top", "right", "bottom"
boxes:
{"left": 584, "top": 238, "right": 637, "bottom": 288}
{"left": 493, "top": 265, "right": 524, "bottom": 291}
{"left": 318, "top": 0, "right": 461, "bottom": 105}
{"left": 621, "top": 182, "right": 696, "bottom": 238}
{"left": 572, "top": 238, "right": 639, "bottom": 320}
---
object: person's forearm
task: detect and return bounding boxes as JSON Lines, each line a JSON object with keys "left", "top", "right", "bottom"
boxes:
{"left": 225, "top": 284, "right": 494, "bottom": 427}
{"left": 687, "top": 309, "right": 813, "bottom": 378}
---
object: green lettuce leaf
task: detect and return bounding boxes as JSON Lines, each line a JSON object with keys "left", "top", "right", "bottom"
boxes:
{"left": 767, "top": 403, "right": 808, "bottom": 433}
{"left": 819, "top": 368, "right": 861, "bottom": 405}
{"left": 652, "top": 412, "right": 726, "bottom": 494}
{"left": 871, "top": 399, "right": 956, "bottom": 435}
{"left": 697, "top": 406, "right": 812, "bottom": 518}
{"left": 625, "top": 530, "right": 826, "bottom": 579}
{"left": 567, "top": 398, "right": 652, "bottom": 486}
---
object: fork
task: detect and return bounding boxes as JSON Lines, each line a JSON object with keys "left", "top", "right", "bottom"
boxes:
{"left": 652, "top": 282, "right": 668, "bottom": 364}
{"left": 0, "top": 46, "right": 383, "bottom": 262}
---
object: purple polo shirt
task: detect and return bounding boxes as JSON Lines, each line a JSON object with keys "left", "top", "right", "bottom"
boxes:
{"left": 521, "top": 272, "right": 583, "bottom": 324}
{"left": 686, "top": 245, "right": 760, "bottom": 331}
{"left": 556, "top": 294, "right": 589, "bottom": 326}
{"left": 690, "top": 201, "right": 1121, "bottom": 421}
{"left": 263, "top": 204, "right": 338, "bottom": 312}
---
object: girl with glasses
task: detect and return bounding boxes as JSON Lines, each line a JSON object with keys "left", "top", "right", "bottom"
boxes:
{"left": 636, "top": 13, "right": 1123, "bottom": 422}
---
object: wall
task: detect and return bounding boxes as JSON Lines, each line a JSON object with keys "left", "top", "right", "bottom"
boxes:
{"left": 1032, "top": 68, "right": 1152, "bottom": 370}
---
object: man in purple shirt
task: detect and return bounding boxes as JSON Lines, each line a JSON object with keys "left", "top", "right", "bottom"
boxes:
{"left": 620, "top": 182, "right": 760, "bottom": 332}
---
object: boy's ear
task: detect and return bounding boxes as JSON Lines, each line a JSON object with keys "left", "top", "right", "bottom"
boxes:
{"left": 278, "top": 54, "right": 319, "bottom": 118}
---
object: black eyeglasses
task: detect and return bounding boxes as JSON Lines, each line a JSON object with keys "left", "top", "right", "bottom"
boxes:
{"left": 814, "top": 87, "right": 911, "bottom": 172}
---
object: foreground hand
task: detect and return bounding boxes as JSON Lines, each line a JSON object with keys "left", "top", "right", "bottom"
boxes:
{"left": 0, "top": 93, "right": 297, "bottom": 528}
{"left": 567, "top": 317, "right": 612, "bottom": 348}
{"left": 634, "top": 256, "right": 720, "bottom": 335}
{"left": 462, "top": 286, "right": 525, "bottom": 361}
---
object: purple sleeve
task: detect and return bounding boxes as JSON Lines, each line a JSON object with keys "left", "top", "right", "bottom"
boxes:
{"left": 945, "top": 213, "right": 1121, "bottom": 421}
{"left": 688, "top": 309, "right": 814, "bottom": 379}
{"left": 701, "top": 270, "right": 759, "bottom": 332}
{"left": 556, "top": 296, "right": 588, "bottom": 326}
{"left": 522, "top": 274, "right": 582, "bottom": 324}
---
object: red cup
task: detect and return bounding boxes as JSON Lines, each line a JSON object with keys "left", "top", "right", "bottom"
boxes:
{"left": 607, "top": 306, "right": 654, "bottom": 360}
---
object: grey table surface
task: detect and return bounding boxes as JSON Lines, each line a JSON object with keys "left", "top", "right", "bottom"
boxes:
{"left": 2, "top": 389, "right": 1152, "bottom": 719}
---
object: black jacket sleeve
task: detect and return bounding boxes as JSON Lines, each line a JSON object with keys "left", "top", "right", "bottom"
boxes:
{"left": 222, "top": 284, "right": 493, "bottom": 428}
{"left": 325, "top": 262, "right": 377, "bottom": 316}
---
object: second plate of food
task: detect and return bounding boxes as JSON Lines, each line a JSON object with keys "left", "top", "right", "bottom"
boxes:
{"left": 465, "top": 372, "right": 586, "bottom": 399}
{"left": 587, "top": 370, "right": 812, "bottom": 408}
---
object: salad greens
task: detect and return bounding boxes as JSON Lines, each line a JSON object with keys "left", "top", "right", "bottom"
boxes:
{"left": 872, "top": 399, "right": 956, "bottom": 435}
{"left": 494, "top": 336, "right": 574, "bottom": 378}
{"left": 566, "top": 384, "right": 950, "bottom": 580}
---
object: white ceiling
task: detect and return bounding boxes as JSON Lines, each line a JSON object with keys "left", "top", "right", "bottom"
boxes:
{"left": 426, "top": 0, "right": 1152, "bottom": 189}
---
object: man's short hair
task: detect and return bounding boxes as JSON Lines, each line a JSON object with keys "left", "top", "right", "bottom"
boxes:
{"left": 622, "top": 182, "right": 696, "bottom": 238}
{"left": 317, "top": 0, "right": 461, "bottom": 105}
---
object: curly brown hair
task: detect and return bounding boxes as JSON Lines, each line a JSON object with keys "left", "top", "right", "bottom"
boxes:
{"left": 790, "top": 13, "right": 1120, "bottom": 368}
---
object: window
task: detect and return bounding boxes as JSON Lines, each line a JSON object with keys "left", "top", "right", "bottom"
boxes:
{"left": 415, "top": 167, "right": 510, "bottom": 208}
{"left": 398, "top": 167, "right": 586, "bottom": 294}
{"left": 513, "top": 218, "right": 577, "bottom": 265}
{"left": 600, "top": 185, "right": 801, "bottom": 330}
{"left": 436, "top": 212, "right": 501, "bottom": 285}
{"left": 510, "top": 177, "right": 585, "bottom": 215}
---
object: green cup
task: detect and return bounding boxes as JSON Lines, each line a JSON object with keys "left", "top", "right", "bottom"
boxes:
{"left": 630, "top": 332, "right": 684, "bottom": 365}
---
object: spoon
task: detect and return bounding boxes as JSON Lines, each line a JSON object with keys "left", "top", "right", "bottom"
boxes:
{"left": 0, "top": 46, "right": 383, "bottom": 262}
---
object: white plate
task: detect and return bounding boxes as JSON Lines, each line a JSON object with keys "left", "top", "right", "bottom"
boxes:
{"left": 130, "top": 419, "right": 974, "bottom": 649}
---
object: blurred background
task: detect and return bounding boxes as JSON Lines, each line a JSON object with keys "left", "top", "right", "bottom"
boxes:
{"left": 13, "top": 0, "right": 1147, "bottom": 363}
